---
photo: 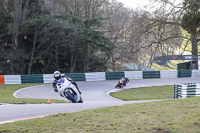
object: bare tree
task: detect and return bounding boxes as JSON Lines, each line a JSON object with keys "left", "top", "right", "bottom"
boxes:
{"left": 129, "top": 0, "right": 184, "bottom": 69}
{"left": 103, "top": 0, "right": 132, "bottom": 71}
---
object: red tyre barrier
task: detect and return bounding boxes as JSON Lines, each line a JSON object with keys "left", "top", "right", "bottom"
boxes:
{"left": 0, "top": 75, "right": 5, "bottom": 84}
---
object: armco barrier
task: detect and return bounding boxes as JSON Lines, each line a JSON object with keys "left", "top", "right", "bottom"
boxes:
{"left": 174, "top": 83, "right": 200, "bottom": 99}
{"left": 106, "top": 72, "right": 124, "bottom": 80}
{"left": 178, "top": 70, "right": 191, "bottom": 78}
{"left": 5, "top": 75, "right": 21, "bottom": 84}
{"left": 21, "top": 75, "right": 44, "bottom": 83}
{"left": 65, "top": 73, "right": 86, "bottom": 81}
{"left": 124, "top": 71, "right": 142, "bottom": 79}
{"left": 85, "top": 72, "right": 106, "bottom": 81}
{"left": 143, "top": 71, "right": 160, "bottom": 79}
{"left": 160, "top": 70, "right": 177, "bottom": 79}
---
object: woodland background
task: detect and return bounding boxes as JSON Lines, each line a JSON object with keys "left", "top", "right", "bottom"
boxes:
{"left": 0, "top": 0, "right": 199, "bottom": 74}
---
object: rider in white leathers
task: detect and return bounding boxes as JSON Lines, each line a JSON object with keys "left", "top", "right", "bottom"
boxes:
{"left": 52, "top": 71, "right": 81, "bottom": 97}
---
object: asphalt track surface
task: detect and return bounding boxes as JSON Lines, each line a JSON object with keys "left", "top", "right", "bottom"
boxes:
{"left": 1, "top": 78, "right": 200, "bottom": 124}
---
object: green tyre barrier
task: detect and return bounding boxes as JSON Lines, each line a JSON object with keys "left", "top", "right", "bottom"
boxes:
{"left": 143, "top": 71, "right": 160, "bottom": 79}
{"left": 106, "top": 72, "right": 124, "bottom": 80}
{"left": 21, "top": 75, "right": 44, "bottom": 83}
{"left": 178, "top": 70, "right": 191, "bottom": 78}
{"left": 65, "top": 73, "right": 86, "bottom": 81}
{"left": 174, "top": 83, "right": 200, "bottom": 99}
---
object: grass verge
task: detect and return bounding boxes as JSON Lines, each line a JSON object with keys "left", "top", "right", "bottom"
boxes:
{"left": 0, "top": 84, "right": 66, "bottom": 104}
{"left": 1, "top": 96, "right": 200, "bottom": 132}
{"left": 110, "top": 85, "right": 174, "bottom": 100}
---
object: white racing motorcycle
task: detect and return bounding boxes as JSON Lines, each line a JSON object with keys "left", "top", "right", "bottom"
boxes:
{"left": 54, "top": 78, "right": 83, "bottom": 103}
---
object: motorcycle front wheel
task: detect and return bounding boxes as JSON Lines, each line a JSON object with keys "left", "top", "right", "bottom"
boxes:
{"left": 66, "top": 91, "right": 76, "bottom": 103}
{"left": 115, "top": 84, "right": 118, "bottom": 88}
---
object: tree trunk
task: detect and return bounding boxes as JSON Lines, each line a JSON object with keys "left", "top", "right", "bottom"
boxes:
{"left": 11, "top": 0, "right": 23, "bottom": 74}
{"left": 148, "top": 48, "right": 155, "bottom": 68}
{"left": 83, "top": 45, "right": 88, "bottom": 73}
{"left": 70, "top": 53, "right": 78, "bottom": 73}
{"left": 191, "top": 34, "right": 198, "bottom": 69}
{"left": 69, "top": 60, "right": 74, "bottom": 73}
{"left": 55, "top": 45, "right": 59, "bottom": 70}
{"left": 22, "top": 0, "right": 30, "bottom": 21}
{"left": 28, "top": 29, "right": 37, "bottom": 74}
{"left": 111, "top": 56, "right": 116, "bottom": 72}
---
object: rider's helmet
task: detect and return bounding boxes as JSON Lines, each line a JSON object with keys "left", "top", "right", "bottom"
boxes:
{"left": 54, "top": 71, "right": 61, "bottom": 80}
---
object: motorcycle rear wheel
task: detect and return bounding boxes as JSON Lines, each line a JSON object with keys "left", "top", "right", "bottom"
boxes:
{"left": 79, "top": 97, "right": 83, "bottom": 103}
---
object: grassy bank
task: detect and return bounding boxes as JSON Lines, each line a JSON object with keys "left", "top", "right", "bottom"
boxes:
{"left": 110, "top": 85, "right": 174, "bottom": 100}
{"left": 1, "top": 85, "right": 200, "bottom": 132}
{"left": 151, "top": 60, "right": 188, "bottom": 70}
{"left": 1, "top": 96, "right": 200, "bottom": 132}
{"left": 0, "top": 84, "right": 66, "bottom": 104}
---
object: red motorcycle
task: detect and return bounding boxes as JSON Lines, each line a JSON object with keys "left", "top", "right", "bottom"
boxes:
{"left": 115, "top": 77, "right": 129, "bottom": 88}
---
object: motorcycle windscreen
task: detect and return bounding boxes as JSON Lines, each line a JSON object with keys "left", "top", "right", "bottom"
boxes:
{"left": 58, "top": 78, "right": 65, "bottom": 84}
{"left": 56, "top": 78, "right": 65, "bottom": 91}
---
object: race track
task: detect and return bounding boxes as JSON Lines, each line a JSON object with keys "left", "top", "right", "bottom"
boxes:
{"left": 1, "top": 78, "right": 200, "bottom": 124}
